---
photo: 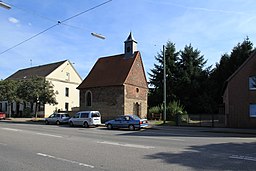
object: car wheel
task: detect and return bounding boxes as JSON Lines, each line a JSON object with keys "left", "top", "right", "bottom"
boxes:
{"left": 45, "top": 120, "right": 49, "bottom": 125}
{"left": 107, "top": 124, "right": 112, "bottom": 130}
{"left": 83, "top": 122, "right": 89, "bottom": 128}
{"left": 128, "top": 125, "right": 135, "bottom": 131}
{"left": 56, "top": 120, "right": 61, "bottom": 125}
{"left": 69, "top": 121, "right": 74, "bottom": 127}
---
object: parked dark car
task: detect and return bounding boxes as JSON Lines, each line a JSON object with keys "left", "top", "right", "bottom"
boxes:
{"left": 105, "top": 115, "right": 148, "bottom": 131}
{"left": 0, "top": 112, "right": 6, "bottom": 120}
{"left": 45, "top": 113, "right": 70, "bottom": 125}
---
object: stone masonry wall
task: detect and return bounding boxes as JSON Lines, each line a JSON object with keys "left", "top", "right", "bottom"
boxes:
{"left": 80, "top": 86, "right": 124, "bottom": 121}
{"left": 124, "top": 84, "right": 148, "bottom": 118}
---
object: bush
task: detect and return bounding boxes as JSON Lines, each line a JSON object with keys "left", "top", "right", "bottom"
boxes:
{"left": 149, "top": 101, "right": 187, "bottom": 121}
{"left": 149, "top": 105, "right": 162, "bottom": 114}
{"left": 167, "top": 100, "right": 187, "bottom": 120}
{"left": 148, "top": 105, "right": 163, "bottom": 120}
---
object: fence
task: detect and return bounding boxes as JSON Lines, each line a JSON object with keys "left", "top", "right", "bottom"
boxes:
{"left": 176, "top": 114, "right": 225, "bottom": 127}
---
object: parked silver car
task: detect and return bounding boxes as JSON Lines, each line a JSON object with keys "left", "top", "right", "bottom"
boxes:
{"left": 69, "top": 111, "right": 101, "bottom": 128}
{"left": 105, "top": 115, "right": 148, "bottom": 131}
{"left": 45, "top": 113, "right": 70, "bottom": 125}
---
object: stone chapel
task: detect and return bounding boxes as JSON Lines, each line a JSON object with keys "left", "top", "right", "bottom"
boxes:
{"left": 77, "top": 33, "right": 148, "bottom": 121}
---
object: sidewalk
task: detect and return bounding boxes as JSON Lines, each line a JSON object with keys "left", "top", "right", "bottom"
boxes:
{"left": 1, "top": 118, "right": 256, "bottom": 135}
{"left": 0, "top": 117, "right": 44, "bottom": 123}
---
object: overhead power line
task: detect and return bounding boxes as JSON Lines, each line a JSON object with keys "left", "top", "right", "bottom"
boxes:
{"left": 0, "top": 0, "right": 112, "bottom": 56}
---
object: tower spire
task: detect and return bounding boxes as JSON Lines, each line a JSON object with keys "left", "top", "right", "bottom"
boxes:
{"left": 124, "top": 32, "right": 137, "bottom": 58}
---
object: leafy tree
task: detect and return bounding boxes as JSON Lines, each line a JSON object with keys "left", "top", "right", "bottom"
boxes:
{"left": 209, "top": 37, "right": 254, "bottom": 112}
{"left": 17, "top": 77, "right": 58, "bottom": 118}
{"left": 0, "top": 79, "right": 19, "bottom": 116}
{"left": 148, "top": 41, "right": 179, "bottom": 107}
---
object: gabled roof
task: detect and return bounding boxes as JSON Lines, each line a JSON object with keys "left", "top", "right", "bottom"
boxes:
{"left": 7, "top": 60, "right": 67, "bottom": 80}
{"left": 226, "top": 50, "right": 256, "bottom": 82}
{"left": 77, "top": 51, "right": 140, "bottom": 89}
{"left": 223, "top": 50, "right": 256, "bottom": 94}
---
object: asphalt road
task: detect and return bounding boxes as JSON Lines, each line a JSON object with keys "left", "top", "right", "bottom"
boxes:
{"left": 0, "top": 122, "right": 256, "bottom": 171}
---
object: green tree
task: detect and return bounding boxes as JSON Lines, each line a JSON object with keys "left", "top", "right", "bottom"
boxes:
{"left": 148, "top": 41, "right": 179, "bottom": 107}
{"left": 17, "top": 77, "right": 58, "bottom": 118}
{"left": 0, "top": 79, "right": 19, "bottom": 117}
{"left": 175, "top": 44, "right": 208, "bottom": 113}
{"left": 209, "top": 37, "right": 254, "bottom": 112}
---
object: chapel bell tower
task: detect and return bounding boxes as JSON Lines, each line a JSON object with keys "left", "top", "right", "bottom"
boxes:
{"left": 124, "top": 32, "right": 137, "bottom": 58}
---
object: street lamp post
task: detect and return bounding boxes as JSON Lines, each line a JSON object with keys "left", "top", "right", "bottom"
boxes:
{"left": 0, "top": 1, "right": 11, "bottom": 10}
{"left": 91, "top": 32, "right": 106, "bottom": 40}
{"left": 163, "top": 45, "right": 166, "bottom": 124}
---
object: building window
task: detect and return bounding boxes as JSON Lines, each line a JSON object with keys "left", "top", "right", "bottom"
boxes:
{"left": 249, "top": 76, "right": 256, "bottom": 90}
{"left": 86, "top": 91, "right": 92, "bottom": 106}
{"left": 65, "top": 103, "right": 69, "bottom": 111}
{"left": 65, "top": 87, "right": 69, "bottom": 97}
{"left": 136, "top": 88, "right": 139, "bottom": 93}
{"left": 66, "top": 72, "right": 70, "bottom": 81}
{"left": 249, "top": 104, "right": 256, "bottom": 117}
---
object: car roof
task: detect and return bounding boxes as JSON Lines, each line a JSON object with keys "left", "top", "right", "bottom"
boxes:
{"left": 78, "top": 111, "right": 100, "bottom": 113}
{"left": 117, "top": 114, "right": 137, "bottom": 117}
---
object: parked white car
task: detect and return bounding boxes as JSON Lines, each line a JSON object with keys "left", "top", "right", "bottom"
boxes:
{"left": 69, "top": 111, "right": 101, "bottom": 128}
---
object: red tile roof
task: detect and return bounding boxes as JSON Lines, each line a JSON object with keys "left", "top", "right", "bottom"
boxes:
{"left": 77, "top": 52, "right": 140, "bottom": 89}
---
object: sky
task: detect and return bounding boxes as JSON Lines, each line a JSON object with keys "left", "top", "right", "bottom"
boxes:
{"left": 1, "top": 0, "right": 256, "bottom": 80}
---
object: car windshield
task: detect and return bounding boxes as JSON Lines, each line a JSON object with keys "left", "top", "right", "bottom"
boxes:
{"left": 130, "top": 115, "right": 140, "bottom": 120}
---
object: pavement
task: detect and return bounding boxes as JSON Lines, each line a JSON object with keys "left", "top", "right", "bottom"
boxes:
{"left": 1, "top": 117, "right": 256, "bottom": 135}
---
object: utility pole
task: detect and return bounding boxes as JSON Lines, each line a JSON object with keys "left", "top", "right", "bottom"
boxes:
{"left": 163, "top": 45, "right": 166, "bottom": 123}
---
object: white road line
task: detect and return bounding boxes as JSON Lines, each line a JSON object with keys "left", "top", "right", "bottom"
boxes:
{"left": 36, "top": 133, "right": 62, "bottom": 138}
{"left": 229, "top": 155, "right": 256, "bottom": 162}
{"left": 37, "top": 153, "right": 94, "bottom": 168}
{"left": 1, "top": 128, "right": 21, "bottom": 132}
{"left": 97, "top": 141, "right": 155, "bottom": 149}
{"left": 139, "top": 136, "right": 185, "bottom": 141}
{"left": 0, "top": 142, "right": 7, "bottom": 146}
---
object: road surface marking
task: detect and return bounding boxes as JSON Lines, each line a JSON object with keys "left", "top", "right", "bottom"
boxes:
{"left": 36, "top": 133, "right": 62, "bottom": 138}
{"left": 37, "top": 153, "right": 94, "bottom": 168}
{"left": 1, "top": 128, "right": 21, "bottom": 132}
{"left": 0, "top": 142, "right": 7, "bottom": 146}
{"left": 97, "top": 141, "right": 155, "bottom": 149}
{"left": 229, "top": 155, "right": 256, "bottom": 162}
{"left": 139, "top": 136, "right": 185, "bottom": 141}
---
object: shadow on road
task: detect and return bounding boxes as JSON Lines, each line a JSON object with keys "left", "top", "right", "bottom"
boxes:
{"left": 144, "top": 142, "right": 256, "bottom": 170}
{"left": 115, "top": 128, "right": 256, "bottom": 138}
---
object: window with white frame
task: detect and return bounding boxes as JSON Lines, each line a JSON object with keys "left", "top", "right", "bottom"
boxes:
{"left": 249, "top": 104, "right": 256, "bottom": 117}
{"left": 249, "top": 76, "right": 256, "bottom": 90}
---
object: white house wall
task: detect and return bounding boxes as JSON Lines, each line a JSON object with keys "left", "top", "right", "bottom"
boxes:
{"left": 44, "top": 80, "right": 80, "bottom": 117}
{"left": 44, "top": 61, "right": 82, "bottom": 117}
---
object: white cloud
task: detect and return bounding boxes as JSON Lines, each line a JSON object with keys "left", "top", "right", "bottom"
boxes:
{"left": 8, "top": 17, "right": 19, "bottom": 24}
